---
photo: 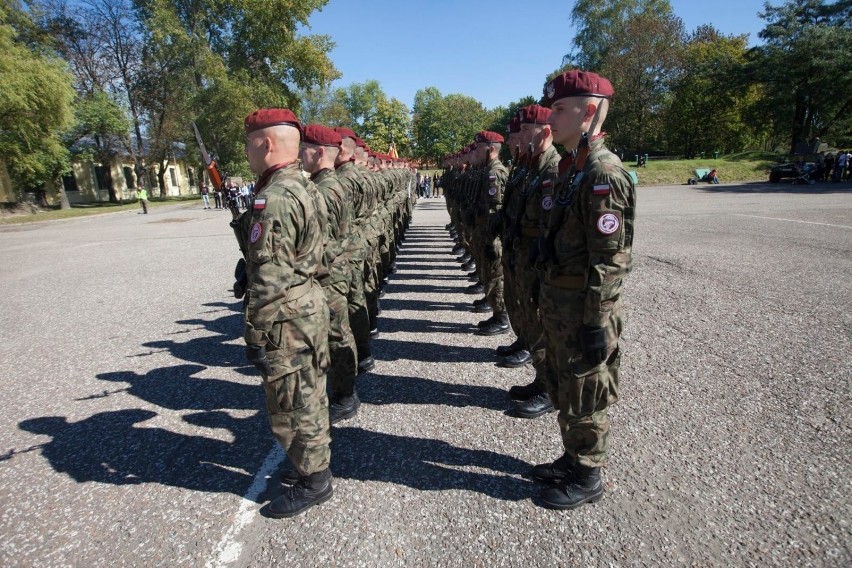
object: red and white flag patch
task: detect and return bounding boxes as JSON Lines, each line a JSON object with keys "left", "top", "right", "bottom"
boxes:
{"left": 593, "top": 184, "right": 610, "bottom": 195}
{"left": 253, "top": 198, "right": 266, "bottom": 210}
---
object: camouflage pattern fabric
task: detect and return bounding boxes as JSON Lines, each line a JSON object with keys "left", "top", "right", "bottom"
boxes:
{"left": 539, "top": 138, "right": 635, "bottom": 468}
{"left": 239, "top": 164, "right": 331, "bottom": 475}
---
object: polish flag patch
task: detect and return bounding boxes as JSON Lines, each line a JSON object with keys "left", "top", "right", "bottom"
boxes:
{"left": 253, "top": 198, "right": 266, "bottom": 210}
{"left": 542, "top": 179, "right": 553, "bottom": 188}
{"left": 593, "top": 184, "right": 610, "bottom": 195}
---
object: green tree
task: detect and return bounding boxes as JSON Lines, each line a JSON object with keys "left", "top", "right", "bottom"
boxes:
{"left": 662, "top": 26, "right": 754, "bottom": 157}
{"left": 362, "top": 97, "right": 411, "bottom": 156}
{"left": 0, "top": 5, "right": 76, "bottom": 206}
{"left": 411, "top": 86, "right": 444, "bottom": 165}
{"left": 599, "top": 10, "right": 686, "bottom": 153}
{"left": 749, "top": 0, "right": 852, "bottom": 153}
{"left": 567, "top": 0, "right": 674, "bottom": 71}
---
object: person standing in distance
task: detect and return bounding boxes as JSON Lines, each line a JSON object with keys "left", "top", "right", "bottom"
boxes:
{"left": 530, "top": 71, "right": 636, "bottom": 510}
{"left": 237, "top": 109, "right": 333, "bottom": 518}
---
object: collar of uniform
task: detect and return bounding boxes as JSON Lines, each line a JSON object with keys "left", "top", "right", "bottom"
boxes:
{"left": 535, "top": 144, "right": 560, "bottom": 173}
{"left": 311, "top": 168, "right": 334, "bottom": 182}
{"left": 254, "top": 161, "right": 297, "bottom": 195}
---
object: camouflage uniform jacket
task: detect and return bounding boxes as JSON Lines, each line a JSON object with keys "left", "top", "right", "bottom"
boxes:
{"left": 312, "top": 167, "right": 352, "bottom": 285}
{"left": 544, "top": 137, "right": 636, "bottom": 328}
{"left": 239, "top": 164, "right": 326, "bottom": 345}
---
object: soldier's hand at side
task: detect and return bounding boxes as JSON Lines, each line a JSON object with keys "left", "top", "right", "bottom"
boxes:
{"left": 579, "top": 326, "right": 608, "bottom": 366}
{"left": 246, "top": 344, "right": 273, "bottom": 376}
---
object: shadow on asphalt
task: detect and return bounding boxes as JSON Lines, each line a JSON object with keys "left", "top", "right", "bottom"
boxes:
{"left": 326, "top": 426, "right": 535, "bottom": 501}
{"left": 18, "top": 294, "right": 528, "bottom": 501}
{"left": 359, "top": 373, "right": 508, "bottom": 411}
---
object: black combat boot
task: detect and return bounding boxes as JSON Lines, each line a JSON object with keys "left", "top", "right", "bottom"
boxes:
{"left": 528, "top": 453, "right": 576, "bottom": 484}
{"left": 496, "top": 338, "right": 524, "bottom": 357}
{"left": 468, "top": 272, "right": 480, "bottom": 282}
{"left": 461, "top": 259, "right": 476, "bottom": 272}
{"left": 472, "top": 298, "right": 492, "bottom": 313}
{"left": 538, "top": 464, "right": 604, "bottom": 510}
{"left": 267, "top": 468, "right": 334, "bottom": 518}
{"left": 475, "top": 311, "right": 510, "bottom": 336}
{"left": 513, "top": 384, "right": 555, "bottom": 418}
{"left": 498, "top": 349, "right": 531, "bottom": 368}
{"left": 358, "top": 355, "right": 375, "bottom": 374}
{"left": 279, "top": 464, "right": 301, "bottom": 485}
{"left": 508, "top": 379, "right": 539, "bottom": 401}
{"left": 330, "top": 392, "right": 360, "bottom": 424}
{"left": 456, "top": 253, "right": 471, "bottom": 264}
{"left": 465, "top": 282, "right": 485, "bottom": 295}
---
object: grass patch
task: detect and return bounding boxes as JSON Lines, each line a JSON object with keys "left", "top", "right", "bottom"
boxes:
{"left": 0, "top": 196, "right": 201, "bottom": 226}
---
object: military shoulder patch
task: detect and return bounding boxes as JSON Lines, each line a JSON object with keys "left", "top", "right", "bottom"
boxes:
{"left": 593, "top": 184, "right": 610, "bottom": 196}
{"left": 596, "top": 212, "right": 620, "bottom": 235}
{"left": 250, "top": 222, "right": 263, "bottom": 244}
{"left": 253, "top": 198, "right": 266, "bottom": 210}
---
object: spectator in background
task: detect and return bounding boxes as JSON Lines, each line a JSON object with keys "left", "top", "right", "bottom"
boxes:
{"left": 835, "top": 151, "right": 847, "bottom": 182}
{"left": 200, "top": 182, "right": 211, "bottom": 209}
{"left": 213, "top": 185, "right": 222, "bottom": 209}
{"left": 706, "top": 169, "right": 719, "bottom": 184}
{"left": 425, "top": 175, "right": 432, "bottom": 198}
{"left": 137, "top": 185, "right": 148, "bottom": 214}
{"left": 823, "top": 153, "right": 835, "bottom": 182}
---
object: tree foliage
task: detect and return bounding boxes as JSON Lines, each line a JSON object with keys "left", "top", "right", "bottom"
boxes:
{"left": 0, "top": 4, "right": 75, "bottom": 196}
{"left": 749, "top": 0, "right": 852, "bottom": 153}
{"left": 599, "top": 10, "right": 685, "bottom": 153}
{"left": 661, "top": 26, "right": 755, "bottom": 157}
{"left": 411, "top": 88, "right": 492, "bottom": 165}
{"left": 567, "top": 0, "right": 674, "bottom": 71}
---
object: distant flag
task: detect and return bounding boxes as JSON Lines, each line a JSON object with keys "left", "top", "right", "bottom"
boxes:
{"left": 388, "top": 142, "right": 398, "bottom": 159}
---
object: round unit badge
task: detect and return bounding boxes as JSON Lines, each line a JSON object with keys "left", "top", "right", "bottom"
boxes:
{"left": 597, "top": 213, "right": 620, "bottom": 235}
{"left": 542, "top": 195, "right": 553, "bottom": 210}
{"left": 488, "top": 186, "right": 497, "bottom": 196}
{"left": 250, "top": 222, "right": 263, "bottom": 244}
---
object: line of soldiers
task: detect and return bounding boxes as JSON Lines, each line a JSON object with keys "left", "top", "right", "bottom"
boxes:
{"left": 233, "top": 109, "right": 415, "bottom": 518}
{"left": 444, "top": 70, "right": 636, "bottom": 510}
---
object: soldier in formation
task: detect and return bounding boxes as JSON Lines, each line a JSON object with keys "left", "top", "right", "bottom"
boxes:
{"left": 443, "top": 70, "right": 635, "bottom": 509}
{"left": 233, "top": 109, "right": 415, "bottom": 518}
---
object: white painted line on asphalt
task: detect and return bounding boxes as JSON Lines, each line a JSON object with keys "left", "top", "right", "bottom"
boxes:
{"left": 732, "top": 214, "right": 852, "bottom": 230}
{"left": 206, "top": 444, "right": 285, "bottom": 568}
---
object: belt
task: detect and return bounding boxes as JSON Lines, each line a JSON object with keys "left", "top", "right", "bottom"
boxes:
{"left": 520, "top": 226, "right": 540, "bottom": 237}
{"left": 544, "top": 274, "right": 586, "bottom": 289}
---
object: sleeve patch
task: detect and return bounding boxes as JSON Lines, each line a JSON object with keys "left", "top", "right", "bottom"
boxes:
{"left": 253, "top": 198, "right": 266, "bottom": 210}
{"left": 597, "top": 212, "right": 620, "bottom": 235}
{"left": 593, "top": 184, "right": 610, "bottom": 195}
{"left": 250, "top": 222, "right": 263, "bottom": 243}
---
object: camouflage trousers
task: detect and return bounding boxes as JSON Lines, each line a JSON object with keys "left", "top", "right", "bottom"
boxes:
{"left": 539, "top": 285, "right": 622, "bottom": 467}
{"left": 501, "top": 247, "right": 522, "bottom": 337}
{"left": 345, "top": 239, "right": 370, "bottom": 361}
{"left": 363, "top": 231, "right": 382, "bottom": 330}
{"left": 511, "top": 238, "right": 548, "bottom": 385}
{"left": 473, "top": 226, "right": 505, "bottom": 312}
{"left": 263, "top": 303, "right": 331, "bottom": 475}
{"left": 323, "top": 272, "right": 357, "bottom": 399}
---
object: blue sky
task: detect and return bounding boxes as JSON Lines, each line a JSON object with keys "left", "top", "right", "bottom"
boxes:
{"left": 299, "top": 0, "right": 772, "bottom": 111}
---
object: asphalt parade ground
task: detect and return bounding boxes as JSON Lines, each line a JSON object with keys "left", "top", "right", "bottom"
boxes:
{"left": 0, "top": 181, "right": 850, "bottom": 567}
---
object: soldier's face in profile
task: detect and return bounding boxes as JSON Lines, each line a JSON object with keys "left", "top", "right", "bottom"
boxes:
{"left": 300, "top": 144, "right": 320, "bottom": 173}
{"left": 549, "top": 98, "right": 589, "bottom": 147}
{"left": 245, "top": 132, "right": 269, "bottom": 175}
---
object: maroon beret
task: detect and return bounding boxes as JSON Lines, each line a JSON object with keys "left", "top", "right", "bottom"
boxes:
{"left": 244, "top": 108, "right": 302, "bottom": 135}
{"left": 543, "top": 71, "right": 614, "bottom": 106}
{"left": 519, "top": 105, "right": 552, "bottom": 125}
{"left": 475, "top": 131, "right": 505, "bottom": 144}
{"left": 333, "top": 126, "right": 357, "bottom": 140}
{"left": 302, "top": 124, "right": 342, "bottom": 147}
{"left": 507, "top": 116, "right": 520, "bottom": 134}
